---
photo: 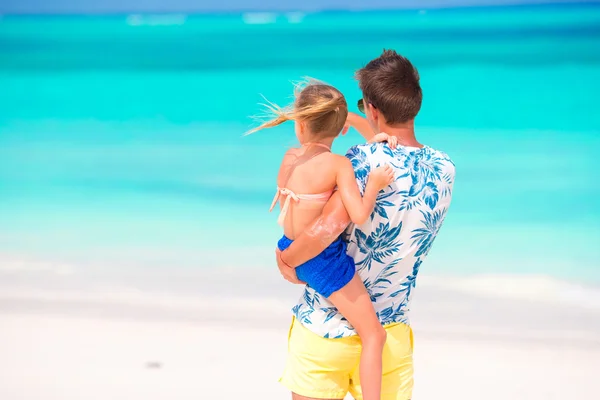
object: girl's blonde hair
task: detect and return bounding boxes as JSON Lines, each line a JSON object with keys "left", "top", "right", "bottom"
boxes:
{"left": 248, "top": 79, "right": 348, "bottom": 138}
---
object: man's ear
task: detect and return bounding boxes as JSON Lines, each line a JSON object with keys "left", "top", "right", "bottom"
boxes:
{"left": 368, "top": 103, "right": 380, "bottom": 127}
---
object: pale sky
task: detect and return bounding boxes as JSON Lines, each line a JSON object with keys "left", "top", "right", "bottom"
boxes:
{"left": 1, "top": 0, "right": 596, "bottom": 14}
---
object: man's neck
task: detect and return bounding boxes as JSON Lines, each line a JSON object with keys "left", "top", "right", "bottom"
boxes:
{"left": 379, "top": 120, "right": 422, "bottom": 148}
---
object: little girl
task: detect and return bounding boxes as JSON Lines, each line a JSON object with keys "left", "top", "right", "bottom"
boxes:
{"left": 250, "top": 81, "right": 396, "bottom": 400}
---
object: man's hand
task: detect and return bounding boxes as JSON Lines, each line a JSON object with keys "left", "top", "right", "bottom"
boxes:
{"left": 343, "top": 112, "right": 358, "bottom": 136}
{"left": 275, "top": 248, "right": 305, "bottom": 285}
{"left": 341, "top": 123, "right": 350, "bottom": 136}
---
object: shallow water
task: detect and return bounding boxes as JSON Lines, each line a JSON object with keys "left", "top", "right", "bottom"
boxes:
{"left": 1, "top": 5, "right": 599, "bottom": 290}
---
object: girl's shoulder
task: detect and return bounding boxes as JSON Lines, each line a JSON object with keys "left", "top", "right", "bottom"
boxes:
{"left": 282, "top": 147, "right": 341, "bottom": 161}
{"left": 329, "top": 152, "right": 352, "bottom": 166}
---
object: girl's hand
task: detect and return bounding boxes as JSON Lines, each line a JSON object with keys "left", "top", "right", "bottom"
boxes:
{"left": 369, "top": 132, "right": 398, "bottom": 149}
{"left": 369, "top": 164, "right": 395, "bottom": 190}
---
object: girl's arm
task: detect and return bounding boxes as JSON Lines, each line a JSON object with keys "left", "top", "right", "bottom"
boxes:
{"left": 335, "top": 157, "right": 394, "bottom": 225}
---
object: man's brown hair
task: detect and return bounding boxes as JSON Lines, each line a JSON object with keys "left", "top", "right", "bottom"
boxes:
{"left": 356, "top": 49, "right": 422, "bottom": 124}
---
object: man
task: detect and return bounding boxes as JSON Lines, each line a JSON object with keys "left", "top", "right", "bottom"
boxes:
{"left": 275, "top": 49, "right": 456, "bottom": 400}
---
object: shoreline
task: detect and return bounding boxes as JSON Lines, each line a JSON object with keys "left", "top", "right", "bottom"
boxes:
{"left": 1, "top": 269, "right": 599, "bottom": 399}
{"left": 1, "top": 271, "right": 599, "bottom": 343}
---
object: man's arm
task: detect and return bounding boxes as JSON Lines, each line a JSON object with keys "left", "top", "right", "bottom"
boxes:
{"left": 280, "top": 191, "right": 351, "bottom": 268}
{"left": 346, "top": 112, "right": 376, "bottom": 141}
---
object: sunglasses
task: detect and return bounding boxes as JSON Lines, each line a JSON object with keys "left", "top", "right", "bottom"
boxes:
{"left": 357, "top": 99, "right": 375, "bottom": 114}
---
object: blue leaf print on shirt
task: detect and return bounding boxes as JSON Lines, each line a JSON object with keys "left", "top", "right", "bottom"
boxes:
{"left": 390, "top": 258, "right": 422, "bottom": 299}
{"left": 363, "top": 258, "right": 401, "bottom": 302}
{"left": 382, "top": 145, "right": 395, "bottom": 158}
{"left": 299, "top": 309, "right": 314, "bottom": 324}
{"left": 354, "top": 222, "right": 403, "bottom": 271}
{"left": 320, "top": 307, "right": 339, "bottom": 323}
{"left": 422, "top": 181, "right": 440, "bottom": 210}
{"left": 346, "top": 146, "right": 371, "bottom": 193}
{"left": 373, "top": 190, "right": 396, "bottom": 220}
{"left": 376, "top": 301, "right": 407, "bottom": 325}
{"left": 304, "top": 290, "right": 321, "bottom": 308}
{"left": 378, "top": 305, "right": 395, "bottom": 321}
{"left": 411, "top": 209, "right": 447, "bottom": 257}
{"left": 332, "top": 325, "right": 355, "bottom": 339}
{"left": 394, "top": 190, "right": 410, "bottom": 212}
{"left": 405, "top": 148, "right": 447, "bottom": 202}
{"left": 414, "top": 148, "right": 444, "bottom": 181}
{"left": 441, "top": 172, "right": 454, "bottom": 198}
{"left": 292, "top": 304, "right": 301, "bottom": 315}
{"left": 293, "top": 303, "right": 314, "bottom": 325}
{"left": 289, "top": 143, "right": 454, "bottom": 339}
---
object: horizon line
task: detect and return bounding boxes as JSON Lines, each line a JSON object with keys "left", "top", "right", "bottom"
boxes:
{"left": 2, "top": 1, "right": 600, "bottom": 17}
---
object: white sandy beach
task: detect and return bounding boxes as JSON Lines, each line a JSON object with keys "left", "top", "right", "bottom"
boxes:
{"left": 2, "top": 269, "right": 600, "bottom": 400}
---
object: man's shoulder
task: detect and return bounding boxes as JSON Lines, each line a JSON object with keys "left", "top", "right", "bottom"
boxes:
{"left": 426, "top": 146, "right": 454, "bottom": 163}
{"left": 425, "top": 146, "right": 456, "bottom": 175}
{"left": 345, "top": 143, "right": 390, "bottom": 164}
{"left": 346, "top": 143, "right": 455, "bottom": 171}
{"left": 345, "top": 143, "right": 371, "bottom": 159}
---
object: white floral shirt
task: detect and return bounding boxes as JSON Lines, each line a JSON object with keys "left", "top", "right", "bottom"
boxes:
{"left": 292, "top": 143, "right": 456, "bottom": 338}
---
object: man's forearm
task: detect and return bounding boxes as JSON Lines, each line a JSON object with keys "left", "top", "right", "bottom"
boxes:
{"left": 281, "top": 192, "right": 351, "bottom": 267}
{"left": 348, "top": 112, "right": 376, "bottom": 141}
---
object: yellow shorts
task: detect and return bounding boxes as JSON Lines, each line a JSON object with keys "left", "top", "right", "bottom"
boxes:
{"left": 280, "top": 317, "right": 414, "bottom": 400}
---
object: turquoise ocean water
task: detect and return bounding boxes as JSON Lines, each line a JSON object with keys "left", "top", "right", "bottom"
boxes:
{"left": 1, "top": 4, "right": 599, "bottom": 289}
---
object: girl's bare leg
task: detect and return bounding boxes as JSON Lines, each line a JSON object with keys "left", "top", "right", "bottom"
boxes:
{"left": 328, "top": 274, "right": 387, "bottom": 400}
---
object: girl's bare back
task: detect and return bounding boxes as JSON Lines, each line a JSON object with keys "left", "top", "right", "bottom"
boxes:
{"left": 275, "top": 145, "right": 340, "bottom": 239}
